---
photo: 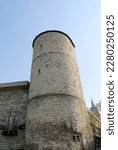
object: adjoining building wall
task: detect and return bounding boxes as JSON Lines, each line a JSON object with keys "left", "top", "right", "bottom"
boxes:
{"left": 88, "top": 110, "right": 101, "bottom": 150}
{"left": 0, "top": 82, "right": 100, "bottom": 150}
{"left": 25, "top": 31, "right": 94, "bottom": 150}
{"left": 0, "top": 81, "right": 29, "bottom": 150}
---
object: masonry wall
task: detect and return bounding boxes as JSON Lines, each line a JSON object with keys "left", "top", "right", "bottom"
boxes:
{"left": 0, "top": 88, "right": 29, "bottom": 150}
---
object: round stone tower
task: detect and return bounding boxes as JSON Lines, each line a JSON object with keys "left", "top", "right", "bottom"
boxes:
{"left": 25, "top": 30, "right": 93, "bottom": 150}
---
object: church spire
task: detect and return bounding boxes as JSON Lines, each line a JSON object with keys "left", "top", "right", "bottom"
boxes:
{"left": 91, "top": 98, "right": 95, "bottom": 108}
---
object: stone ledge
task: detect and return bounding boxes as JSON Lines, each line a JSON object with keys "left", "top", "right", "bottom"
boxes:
{"left": 0, "top": 81, "right": 30, "bottom": 92}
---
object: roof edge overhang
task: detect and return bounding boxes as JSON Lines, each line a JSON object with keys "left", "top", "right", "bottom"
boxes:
{"left": 0, "top": 81, "right": 29, "bottom": 92}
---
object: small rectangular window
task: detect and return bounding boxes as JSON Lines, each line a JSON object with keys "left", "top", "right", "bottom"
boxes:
{"left": 77, "top": 135, "right": 80, "bottom": 142}
{"left": 14, "top": 115, "right": 19, "bottom": 131}
{"left": 73, "top": 135, "right": 76, "bottom": 142}
{"left": 8, "top": 115, "right": 14, "bottom": 132}
{"left": 72, "top": 133, "right": 81, "bottom": 143}
{"left": 2, "top": 115, "right": 19, "bottom": 136}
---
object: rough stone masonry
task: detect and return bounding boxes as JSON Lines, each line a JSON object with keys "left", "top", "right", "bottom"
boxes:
{"left": 0, "top": 30, "right": 101, "bottom": 150}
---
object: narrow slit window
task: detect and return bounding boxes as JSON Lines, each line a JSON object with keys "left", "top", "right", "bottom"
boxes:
{"left": 73, "top": 136, "right": 76, "bottom": 142}
{"left": 37, "top": 69, "right": 41, "bottom": 75}
{"left": 40, "top": 44, "right": 43, "bottom": 50}
{"left": 77, "top": 135, "right": 80, "bottom": 142}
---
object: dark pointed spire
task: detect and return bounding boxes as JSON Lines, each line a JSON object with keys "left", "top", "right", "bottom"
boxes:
{"left": 91, "top": 98, "right": 95, "bottom": 108}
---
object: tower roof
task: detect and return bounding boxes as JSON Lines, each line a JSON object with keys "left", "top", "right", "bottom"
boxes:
{"left": 32, "top": 30, "right": 75, "bottom": 48}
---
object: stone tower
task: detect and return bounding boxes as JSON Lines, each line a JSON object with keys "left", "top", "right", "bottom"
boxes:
{"left": 25, "top": 30, "right": 93, "bottom": 150}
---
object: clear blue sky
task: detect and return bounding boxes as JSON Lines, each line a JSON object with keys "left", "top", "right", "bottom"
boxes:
{"left": 0, "top": 0, "right": 100, "bottom": 107}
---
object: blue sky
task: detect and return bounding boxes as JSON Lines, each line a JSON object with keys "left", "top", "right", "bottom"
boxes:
{"left": 0, "top": 0, "right": 100, "bottom": 107}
